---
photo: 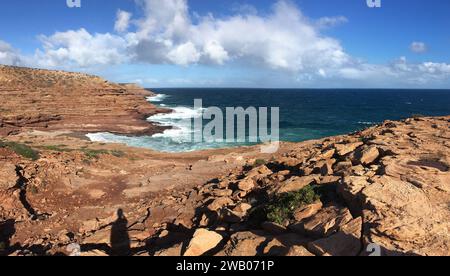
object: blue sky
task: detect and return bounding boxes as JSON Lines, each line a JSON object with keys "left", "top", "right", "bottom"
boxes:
{"left": 1, "top": 0, "right": 449, "bottom": 88}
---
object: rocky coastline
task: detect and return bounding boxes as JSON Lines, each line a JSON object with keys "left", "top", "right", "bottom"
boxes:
{"left": 1, "top": 66, "right": 449, "bottom": 256}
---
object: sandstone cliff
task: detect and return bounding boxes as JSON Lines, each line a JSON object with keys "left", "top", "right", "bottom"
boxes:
{"left": 0, "top": 65, "right": 167, "bottom": 136}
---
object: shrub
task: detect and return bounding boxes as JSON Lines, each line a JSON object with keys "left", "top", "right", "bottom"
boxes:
{"left": 42, "top": 145, "right": 72, "bottom": 152}
{"left": 266, "top": 185, "right": 321, "bottom": 225}
{"left": 0, "top": 140, "right": 40, "bottom": 161}
{"left": 81, "top": 148, "right": 110, "bottom": 159}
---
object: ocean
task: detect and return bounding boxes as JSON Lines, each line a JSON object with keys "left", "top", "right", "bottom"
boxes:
{"left": 87, "top": 89, "right": 450, "bottom": 152}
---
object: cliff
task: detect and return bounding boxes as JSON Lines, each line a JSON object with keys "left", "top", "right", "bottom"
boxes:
{"left": 0, "top": 65, "right": 167, "bottom": 136}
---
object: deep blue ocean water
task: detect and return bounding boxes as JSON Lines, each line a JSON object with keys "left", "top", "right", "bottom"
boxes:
{"left": 87, "top": 89, "right": 450, "bottom": 152}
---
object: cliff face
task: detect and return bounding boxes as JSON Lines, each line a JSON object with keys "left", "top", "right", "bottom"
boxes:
{"left": 0, "top": 65, "right": 167, "bottom": 136}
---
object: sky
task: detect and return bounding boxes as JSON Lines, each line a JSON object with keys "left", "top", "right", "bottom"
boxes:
{"left": 0, "top": 0, "right": 450, "bottom": 88}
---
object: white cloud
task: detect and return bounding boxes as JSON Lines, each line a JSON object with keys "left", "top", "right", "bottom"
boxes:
{"left": 125, "top": 0, "right": 350, "bottom": 72}
{"left": 410, "top": 41, "right": 427, "bottom": 53}
{"left": 35, "top": 29, "right": 128, "bottom": 68}
{"left": 115, "top": 10, "right": 132, "bottom": 33}
{"left": 0, "top": 40, "right": 21, "bottom": 65}
{"left": 2, "top": 0, "right": 449, "bottom": 88}
{"left": 167, "top": 41, "right": 200, "bottom": 65}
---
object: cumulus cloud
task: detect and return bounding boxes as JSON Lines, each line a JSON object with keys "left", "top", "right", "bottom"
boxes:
{"left": 35, "top": 29, "right": 128, "bottom": 68}
{"left": 128, "top": 0, "right": 349, "bottom": 72}
{"left": 3, "top": 0, "right": 449, "bottom": 87}
{"left": 410, "top": 41, "right": 427, "bottom": 53}
{"left": 0, "top": 40, "right": 21, "bottom": 65}
{"left": 115, "top": 10, "right": 132, "bottom": 33}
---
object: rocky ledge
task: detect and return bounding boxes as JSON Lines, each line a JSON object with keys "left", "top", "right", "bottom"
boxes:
{"left": 0, "top": 65, "right": 168, "bottom": 136}
{"left": 1, "top": 113, "right": 449, "bottom": 256}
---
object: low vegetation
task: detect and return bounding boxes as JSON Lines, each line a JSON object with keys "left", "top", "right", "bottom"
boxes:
{"left": 266, "top": 185, "right": 321, "bottom": 225}
{"left": 0, "top": 140, "right": 40, "bottom": 161}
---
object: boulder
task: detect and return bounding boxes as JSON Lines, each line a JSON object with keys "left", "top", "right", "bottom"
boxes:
{"left": 285, "top": 245, "right": 315, "bottom": 256}
{"left": 234, "top": 203, "right": 252, "bottom": 214}
{"left": 0, "top": 163, "right": 18, "bottom": 190}
{"left": 337, "top": 176, "right": 369, "bottom": 215}
{"left": 313, "top": 159, "right": 336, "bottom": 176}
{"left": 334, "top": 161, "right": 353, "bottom": 176}
{"left": 275, "top": 175, "right": 318, "bottom": 195}
{"left": 184, "top": 229, "right": 223, "bottom": 256}
{"left": 263, "top": 233, "right": 311, "bottom": 256}
{"left": 219, "top": 231, "right": 268, "bottom": 256}
{"left": 335, "top": 142, "right": 364, "bottom": 156}
{"left": 211, "top": 189, "right": 233, "bottom": 197}
{"left": 207, "top": 197, "right": 234, "bottom": 211}
{"left": 355, "top": 146, "right": 380, "bottom": 165}
{"left": 293, "top": 201, "right": 323, "bottom": 222}
{"left": 307, "top": 217, "right": 362, "bottom": 256}
{"left": 237, "top": 178, "right": 255, "bottom": 192}
{"left": 290, "top": 205, "right": 353, "bottom": 238}
{"left": 261, "top": 221, "right": 288, "bottom": 235}
{"left": 320, "top": 148, "right": 336, "bottom": 159}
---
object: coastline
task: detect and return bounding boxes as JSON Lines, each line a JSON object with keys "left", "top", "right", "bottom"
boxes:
{"left": 1, "top": 66, "right": 450, "bottom": 256}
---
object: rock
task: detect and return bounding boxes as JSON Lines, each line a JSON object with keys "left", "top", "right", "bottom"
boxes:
{"left": 207, "top": 197, "right": 234, "bottom": 211}
{"left": 312, "top": 159, "right": 336, "bottom": 176}
{"left": 355, "top": 146, "right": 380, "bottom": 165}
{"left": 234, "top": 203, "right": 252, "bottom": 214}
{"left": 319, "top": 176, "right": 341, "bottom": 185}
{"left": 219, "top": 231, "right": 268, "bottom": 256}
{"left": 338, "top": 176, "right": 369, "bottom": 215}
{"left": 247, "top": 165, "right": 273, "bottom": 179}
{"left": 285, "top": 245, "right": 315, "bottom": 256}
{"left": 293, "top": 201, "right": 323, "bottom": 222}
{"left": 221, "top": 208, "right": 244, "bottom": 223}
{"left": 321, "top": 148, "right": 336, "bottom": 159}
{"left": 184, "top": 229, "right": 223, "bottom": 256}
{"left": 0, "top": 163, "right": 18, "bottom": 190}
{"left": 290, "top": 205, "right": 353, "bottom": 238}
{"left": 307, "top": 217, "right": 362, "bottom": 256}
{"left": 335, "top": 142, "right": 364, "bottom": 156}
{"left": 261, "top": 221, "right": 288, "bottom": 235}
{"left": 263, "top": 234, "right": 311, "bottom": 256}
{"left": 275, "top": 175, "right": 318, "bottom": 195}
{"left": 237, "top": 178, "right": 255, "bottom": 192}
{"left": 361, "top": 175, "right": 446, "bottom": 255}
{"left": 334, "top": 161, "right": 353, "bottom": 176}
{"left": 154, "top": 243, "right": 183, "bottom": 256}
{"left": 212, "top": 189, "right": 233, "bottom": 197}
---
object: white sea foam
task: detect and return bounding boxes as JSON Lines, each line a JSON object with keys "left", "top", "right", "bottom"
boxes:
{"left": 86, "top": 94, "right": 219, "bottom": 152}
{"left": 147, "top": 94, "right": 168, "bottom": 102}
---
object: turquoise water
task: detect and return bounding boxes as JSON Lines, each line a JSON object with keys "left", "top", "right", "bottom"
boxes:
{"left": 87, "top": 89, "right": 450, "bottom": 152}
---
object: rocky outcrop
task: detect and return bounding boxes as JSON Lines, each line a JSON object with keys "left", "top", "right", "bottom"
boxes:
{"left": 0, "top": 65, "right": 167, "bottom": 136}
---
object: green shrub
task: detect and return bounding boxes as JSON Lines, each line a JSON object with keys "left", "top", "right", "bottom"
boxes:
{"left": 81, "top": 148, "right": 110, "bottom": 159}
{"left": 42, "top": 145, "right": 72, "bottom": 152}
{"left": 266, "top": 185, "right": 321, "bottom": 225}
{"left": 0, "top": 140, "right": 40, "bottom": 161}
